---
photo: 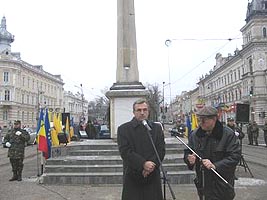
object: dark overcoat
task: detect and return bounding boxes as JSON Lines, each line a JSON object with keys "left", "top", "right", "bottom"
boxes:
{"left": 117, "top": 118, "right": 165, "bottom": 200}
{"left": 184, "top": 120, "right": 241, "bottom": 200}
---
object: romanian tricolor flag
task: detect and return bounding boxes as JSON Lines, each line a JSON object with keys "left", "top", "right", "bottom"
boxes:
{"left": 37, "top": 109, "right": 51, "bottom": 159}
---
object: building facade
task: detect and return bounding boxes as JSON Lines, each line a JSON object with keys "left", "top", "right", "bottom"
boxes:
{"left": 63, "top": 91, "right": 88, "bottom": 125}
{"left": 198, "top": 0, "right": 267, "bottom": 125}
{"left": 0, "top": 16, "right": 64, "bottom": 128}
{"left": 170, "top": 1, "right": 267, "bottom": 126}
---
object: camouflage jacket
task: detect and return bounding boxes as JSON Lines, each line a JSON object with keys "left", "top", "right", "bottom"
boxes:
{"left": 4, "top": 128, "right": 30, "bottom": 158}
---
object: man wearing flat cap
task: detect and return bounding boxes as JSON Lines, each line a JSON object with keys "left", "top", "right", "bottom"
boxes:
{"left": 4, "top": 120, "right": 30, "bottom": 181}
{"left": 184, "top": 106, "right": 241, "bottom": 200}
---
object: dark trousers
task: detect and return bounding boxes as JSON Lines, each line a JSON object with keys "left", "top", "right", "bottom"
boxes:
{"left": 248, "top": 132, "right": 253, "bottom": 145}
{"left": 10, "top": 158, "right": 24, "bottom": 174}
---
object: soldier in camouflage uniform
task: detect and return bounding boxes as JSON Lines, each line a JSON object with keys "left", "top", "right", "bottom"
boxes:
{"left": 4, "top": 120, "right": 30, "bottom": 181}
{"left": 250, "top": 121, "right": 259, "bottom": 146}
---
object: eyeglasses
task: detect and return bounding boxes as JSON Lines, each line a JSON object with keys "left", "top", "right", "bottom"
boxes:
{"left": 135, "top": 108, "right": 148, "bottom": 113}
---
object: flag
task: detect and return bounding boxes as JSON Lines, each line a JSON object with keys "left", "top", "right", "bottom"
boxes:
{"left": 185, "top": 116, "right": 191, "bottom": 138}
{"left": 69, "top": 117, "right": 74, "bottom": 140}
{"left": 53, "top": 113, "right": 62, "bottom": 134}
{"left": 65, "top": 116, "right": 70, "bottom": 142}
{"left": 44, "top": 109, "right": 52, "bottom": 159}
{"left": 51, "top": 113, "right": 60, "bottom": 146}
{"left": 191, "top": 113, "right": 198, "bottom": 130}
{"left": 37, "top": 111, "right": 49, "bottom": 159}
{"left": 36, "top": 108, "right": 43, "bottom": 137}
{"left": 36, "top": 108, "right": 44, "bottom": 144}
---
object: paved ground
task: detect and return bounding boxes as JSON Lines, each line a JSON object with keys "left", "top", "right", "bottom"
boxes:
{"left": 0, "top": 135, "right": 267, "bottom": 200}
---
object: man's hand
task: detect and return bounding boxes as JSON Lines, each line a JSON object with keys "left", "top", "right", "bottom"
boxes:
{"left": 15, "top": 131, "right": 22, "bottom": 136}
{"left": 202, "top": 159, "right": 216, "bottom": 170}
{"left": 187, "top": 154, "right": 196, "bottom": 165}
{"left": 142, "top": 161, "right": 156, "bottom": 177}
{"left": 143, "top": 161, "right": 156, "bottom": 173}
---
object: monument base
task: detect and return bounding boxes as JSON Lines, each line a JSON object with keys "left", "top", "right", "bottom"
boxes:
{"left": 106, "top": 82, "right": 148, "bottom": 139}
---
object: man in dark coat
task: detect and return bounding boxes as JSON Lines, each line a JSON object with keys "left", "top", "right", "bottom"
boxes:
{"left": 4, "top": 120, "right": 30, "bottom": 181}
{"left": 184, "top": 106, "right": 241, "bottom": 200}
{"left": 226, "top": 117, "right": 245, "bottom": 140}
{"left": 117, "top": 99, "right": 165, "bottom": 200}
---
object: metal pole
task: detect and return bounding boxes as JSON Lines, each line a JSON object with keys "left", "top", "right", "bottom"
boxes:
{"left": 174, "top": 135, "right": 231, "bottom": 186}
{"left": 165, "top": 39, "right": 173, "bottom": 122}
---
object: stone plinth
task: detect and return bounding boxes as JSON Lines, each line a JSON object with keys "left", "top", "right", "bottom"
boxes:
{"left": 106, "top": 83, "right": 148, "bottom": 139}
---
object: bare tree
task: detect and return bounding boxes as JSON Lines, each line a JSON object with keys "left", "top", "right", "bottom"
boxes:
{"left": 145, "top": 83, "right": 162, "bottom": 121}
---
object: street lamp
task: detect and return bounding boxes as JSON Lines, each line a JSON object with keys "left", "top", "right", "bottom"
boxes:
{"left": 162, "top": 81, "right": 166, "bottom": 124}
{"left": 165, "top": 39, "right": 173, "bottom": 122}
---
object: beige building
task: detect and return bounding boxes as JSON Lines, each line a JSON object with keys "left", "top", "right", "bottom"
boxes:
{"left": 172, "top": 0, "right": 267, "bottom": 125}
{"left": 0, "top": 16, "right": 64, "bottom": 128}
{"left": 63, "top": 91, "right": 88, "bottom": 125}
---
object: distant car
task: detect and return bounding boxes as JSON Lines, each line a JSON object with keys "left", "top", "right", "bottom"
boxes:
{"left": 24, "top": 128, "right": 37, "bottom": 145}
{"left": 96, "top": 125, "right": 111, "bottom": 139}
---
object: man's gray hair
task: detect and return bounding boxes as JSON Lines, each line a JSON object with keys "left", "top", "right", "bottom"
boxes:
{"left": 133, "top": 98, "right": 149, "bottom": 111}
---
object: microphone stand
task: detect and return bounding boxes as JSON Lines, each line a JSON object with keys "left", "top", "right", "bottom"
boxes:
{"left": 174, "top": 135, "right": 234, "bottom": 189}
{"left": 145, "top": 129, "right": 176, "bottom": 200}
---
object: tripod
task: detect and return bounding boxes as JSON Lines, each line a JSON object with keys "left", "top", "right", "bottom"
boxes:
{"left": 238, "top": 139, "right": 254, "bottom": 177}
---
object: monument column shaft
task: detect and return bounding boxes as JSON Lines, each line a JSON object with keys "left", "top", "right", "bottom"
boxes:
{"left": 117, "top": 0, "right": 139, "bottom": 83}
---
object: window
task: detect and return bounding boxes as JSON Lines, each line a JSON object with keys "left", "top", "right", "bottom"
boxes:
{"left": 27, "top": 78, "right": 30, "bottom": 88}
{"left": 22, "top": 94, "right": 24, "bottom": 104}
{"left": 263, "top": 27, "right": 267, "bottom": 38}
{"left": 3, "top": 72, "right": 9, "bottom": 83}
{"left": 249, "top": 59, "right": 253, "bottom": 73}
{"left": 22, "top": 77, "right": 25, "bottom": 86}
{"left": 3, "top": 110, "right": 8, "bottom": 120}
{"left": 4, "top": 90, "right": 10, "bottom": 101}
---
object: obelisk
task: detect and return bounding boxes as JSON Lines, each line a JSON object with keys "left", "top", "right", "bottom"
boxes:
{"left": 106, "top": 0, "right": 148, "bottom": 138}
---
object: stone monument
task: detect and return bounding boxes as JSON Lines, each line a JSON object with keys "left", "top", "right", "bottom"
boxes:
{"left": 106, "top": 0, "right": 148, "bottom": 138}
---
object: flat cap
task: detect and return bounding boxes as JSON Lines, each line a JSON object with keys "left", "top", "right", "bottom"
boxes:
{"left": 196, "top": 106, "right": 218, "bottom": 117}
{"left": 14, "top": 120, "right": 21, "bottom": 124}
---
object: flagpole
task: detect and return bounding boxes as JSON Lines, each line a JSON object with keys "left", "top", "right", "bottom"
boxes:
{"left": 37, "top": 146, "right": 41, "bottom": 177}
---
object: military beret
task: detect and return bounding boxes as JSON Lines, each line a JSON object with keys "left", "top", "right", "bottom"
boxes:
{"left": 196, "top": 106, "right": 218, "bottom": 117}
{"left": 14, "top": 120, "right": 21, "bottom": 124}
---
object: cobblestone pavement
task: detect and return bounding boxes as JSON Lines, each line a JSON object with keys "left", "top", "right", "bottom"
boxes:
{"left": 0, "top": 137, "right": 267, "bottom": 200}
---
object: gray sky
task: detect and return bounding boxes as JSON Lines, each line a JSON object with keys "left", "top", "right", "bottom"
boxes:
{"left": 0, "top": 0, "right": 248, "bottom": 103}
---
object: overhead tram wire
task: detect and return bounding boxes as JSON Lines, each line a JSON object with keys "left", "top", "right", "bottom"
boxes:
{"left": 166, "top": 36, "right": 242, "bottom": 89}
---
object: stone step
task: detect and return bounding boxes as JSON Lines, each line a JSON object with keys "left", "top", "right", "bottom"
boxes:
{"left": 68, "top": 147, "right": 184, "bottom": 156}
{"left": 40, "top": 170, "right": 195, "bottom": 185}
{"left": 44, "top": 163, "right": 189, "bottom": 173}
{"left": 46, "top": 154, "right": 185, "bottom": 166}
{"left": 42, "top": 138, "right": 194, "bottom": 185}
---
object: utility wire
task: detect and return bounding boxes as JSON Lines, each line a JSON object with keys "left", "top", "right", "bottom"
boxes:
{"left": 164, "top": 35, "right": 242, "bottom": 89}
